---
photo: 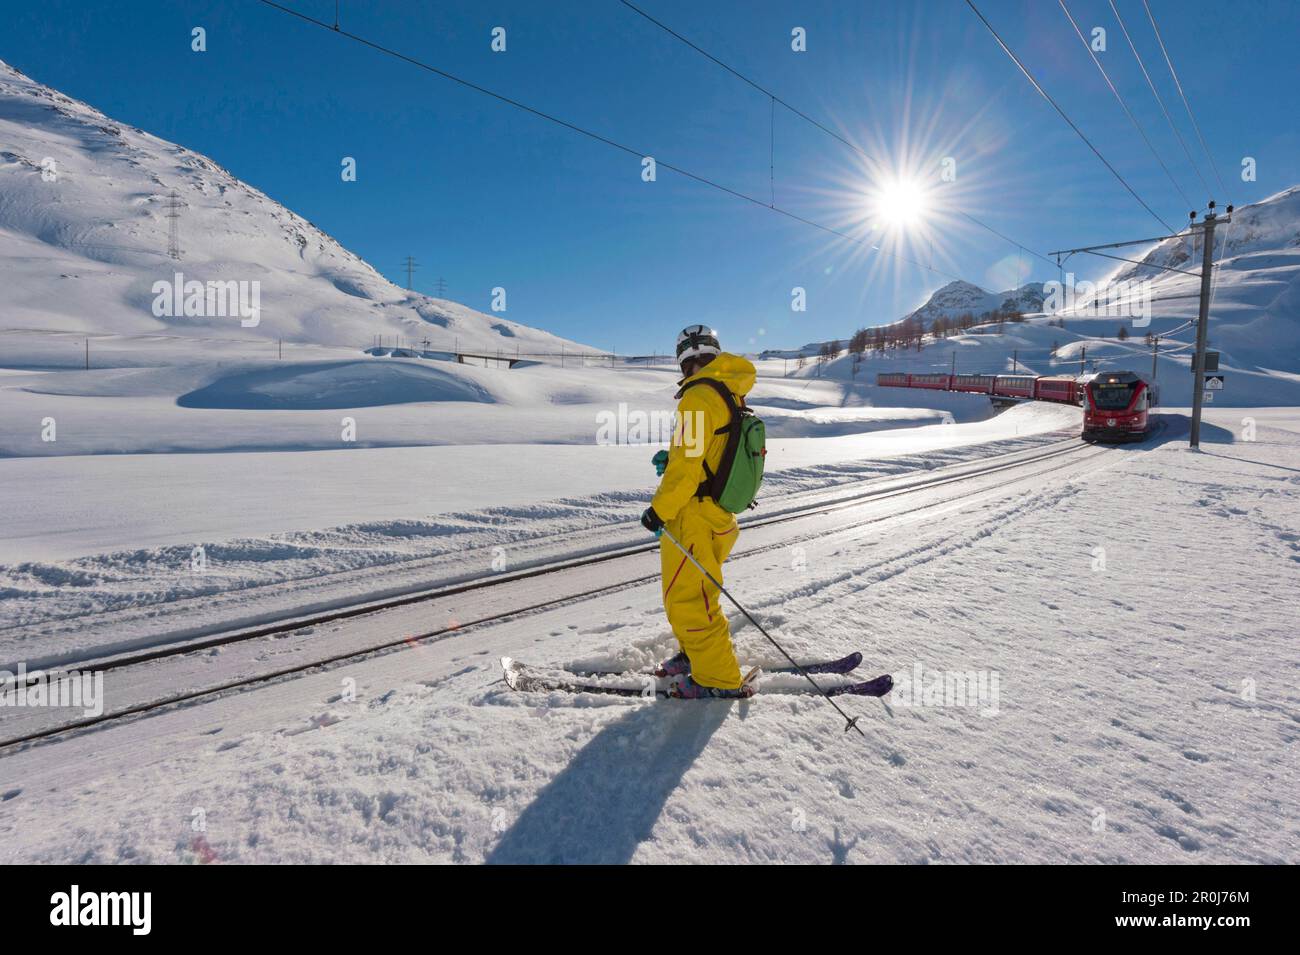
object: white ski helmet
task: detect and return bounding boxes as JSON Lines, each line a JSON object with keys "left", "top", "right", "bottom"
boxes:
{"left": 676, "top": 324, "right": 721, "bottom": 371}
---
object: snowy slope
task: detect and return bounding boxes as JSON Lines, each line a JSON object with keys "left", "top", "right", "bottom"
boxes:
{"left": 0, "top": 407, "right": 1294, "bottom": 864}
{"left": 0, "top": 58, "right": 593, "bottom": 355}
{"left": 1106, "top": 186, "right": 1300, "bottom": 370}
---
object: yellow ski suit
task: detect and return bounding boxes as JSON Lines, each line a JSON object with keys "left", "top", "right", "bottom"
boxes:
{"left": 650, "top": 353, "right": 756, "bottom": 689}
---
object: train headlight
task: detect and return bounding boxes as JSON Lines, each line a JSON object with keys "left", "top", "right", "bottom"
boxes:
{"left": 1106, "top": 418, "right": 1116, "bottom": 427}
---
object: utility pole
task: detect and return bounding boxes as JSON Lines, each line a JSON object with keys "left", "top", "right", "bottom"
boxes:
{"left": 166, "top": 189, "right": 182, "bottom": 260}
{"left": 950, "top": 350, "right": 956, "bottom": 378}
{"left": 1190, "top": 204, "right": 1229, "bottom": 449}
{"left": 1151, "top": 335, "right": 1160, "bottom": 383}
{"left": 402, "top": 256, "right": 418, "bottom": 290}
{"left": 1051, "top": 202, "right": 1233, "bottom": 449}
{"left": 434, "top": 276, "right": 447, "bottom": 297}
{"left": 1012, "top": 348, "right": 1018, "bottom": 373}
{"left": 1080, "top": 346, "right": 1086, "bottom": 377}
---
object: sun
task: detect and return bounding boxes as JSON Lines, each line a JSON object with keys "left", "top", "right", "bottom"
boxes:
{"left": 869, "top": 176, "right": 930, "bottom": 230}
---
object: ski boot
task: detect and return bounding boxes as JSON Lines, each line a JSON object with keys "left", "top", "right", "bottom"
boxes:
{"left": 666, "top": 671, "right": 759, "bottom": 700}
{"left": 654, "top": 650, "right": 691, "bottom": 677}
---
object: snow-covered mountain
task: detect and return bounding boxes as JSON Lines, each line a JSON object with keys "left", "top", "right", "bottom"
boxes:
{"left": 902, "top": 279, "right": 1046, "bottom": 327}
{"left": 761, "top": 281, "right": 1046, "bottom": 359}
{"left": 0, "top": 58, "right": 594, "bottom": 354}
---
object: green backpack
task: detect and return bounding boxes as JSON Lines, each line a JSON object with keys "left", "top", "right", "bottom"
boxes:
{"left": 681, "top": 378, "right": 767, "bottom": 513}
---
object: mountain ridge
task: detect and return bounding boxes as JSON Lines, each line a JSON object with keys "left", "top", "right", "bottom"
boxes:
{"left": 0, "top": 57, "right": 596, "bottom": 355}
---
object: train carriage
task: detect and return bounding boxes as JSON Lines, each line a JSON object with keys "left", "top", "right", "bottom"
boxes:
{"left": 992, "top": 375, "right": 1036, "bottom": 399}
{"left": 874, "top": 371, "right": 1084, "bottom": 408}
{"left": 951, "top": 374, "right": 996, "bottom": 395}
{"left": 1034, "top": 376, "right": 1081, "bottom": 404}
{"left": 909, "top": 373, "right": 953, "bottom": 390}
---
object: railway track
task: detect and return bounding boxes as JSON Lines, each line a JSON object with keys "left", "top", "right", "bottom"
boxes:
{"left": 0, "top": 435, "right": 1108, "bottom": 752}
{"left": 0, "top": 433, "right": 1089, "bottom": 660}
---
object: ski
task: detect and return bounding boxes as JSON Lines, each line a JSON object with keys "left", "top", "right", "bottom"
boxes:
{"left": 501, "top": 657, "right": 893, "bottom": 699}
{"left": 565, "top": 650, "right": 864, "bottom": 679}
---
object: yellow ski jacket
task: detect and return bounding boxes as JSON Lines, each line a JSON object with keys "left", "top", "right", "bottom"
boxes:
{"left": 650, "top": 352, "right": 756, "bottom": 521}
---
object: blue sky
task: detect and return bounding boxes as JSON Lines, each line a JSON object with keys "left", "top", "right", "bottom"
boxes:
{"left": 4, "top": 0, "right": 1297, "bottom": 353}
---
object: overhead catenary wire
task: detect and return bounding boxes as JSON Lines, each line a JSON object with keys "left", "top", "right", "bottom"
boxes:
{"left": 617, "top": 0, "right": 1060, "bottom": 271}
{"left": 618, "top": 0, "right": 864, "bottom": 158}
{"left": 257, "top": 0, "right": 989, "bottom": 289}
{"left": 1142, "top": 0, "right": 1227, "bottom": 195}
{"left": 963, "top": 0, "right": 1177, "bottom": 233}
{"left": 1066, "top": 247, "right": 1200, "bottom": 277}
{"left": 1107, "top": 0, "right": 1212, "bottom": 201}
{"left": 1058, "top": 0, "right": 1193, "bottom": 211}
{"left": 958, "top": 212, "right": 1059, "bottom": 270}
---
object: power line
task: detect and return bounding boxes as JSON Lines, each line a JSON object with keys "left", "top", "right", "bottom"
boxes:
{"left": 618, "top": 0, "right": 864, "bottom": 158}
{"left": 256, "top": 0, "right": 984, "bottom": 289}
{"left": 1107, "top": 0, "right": 1211, "bottom": 201}
{"left": 958, "top": 212, "right": 1058, "bottom": 270}
{"left": 1142, "top": 0, "right": 1226, "bottom": 195}
{"left": 1058, "top": 0, "right": 1192, "bottom": 211}
{"left": 619, "top": 0, "right": 1059, "bottom": 273}
{"left": 963, "top": 0, "right": 1177, "bottom": 233}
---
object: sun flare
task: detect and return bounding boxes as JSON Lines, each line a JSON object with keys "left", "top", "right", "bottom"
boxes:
{"left": 870, "top": 176, "right": 930, "bottom": 230}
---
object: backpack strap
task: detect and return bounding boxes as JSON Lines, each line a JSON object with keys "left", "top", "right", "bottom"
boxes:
{"left": 675, "top": 377, "right": 742, "bottom": 501}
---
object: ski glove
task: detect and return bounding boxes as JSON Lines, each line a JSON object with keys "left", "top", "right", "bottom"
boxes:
{"left": 651, "top": 449, "right": 669, "bottom": 476}
{"left": 640, "top": 506, "right": 664, "bottom": 537}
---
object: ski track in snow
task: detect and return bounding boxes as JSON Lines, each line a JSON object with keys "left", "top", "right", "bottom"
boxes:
{"left": 0, "top": 411, "right": 1295, "bottom": 864}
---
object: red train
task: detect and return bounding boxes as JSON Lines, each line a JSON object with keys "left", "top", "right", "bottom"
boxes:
{"left": 1082, "top": 371, "right": 1157, "bottom": 441}
{"left": 876, "top": 372, "right": 1082, "bottom": 405}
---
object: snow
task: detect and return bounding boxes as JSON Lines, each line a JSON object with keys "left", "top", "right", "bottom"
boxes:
{"left": 0, "top": 407, "right": 1295, "bottom": 863}
{"left": 0, "top": 401, "right": 1077, "bottom": 651}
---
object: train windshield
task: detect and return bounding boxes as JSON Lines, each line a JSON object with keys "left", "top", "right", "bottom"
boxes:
{"left": 1090, "top": 382, "right": 1138, "bottom": 410}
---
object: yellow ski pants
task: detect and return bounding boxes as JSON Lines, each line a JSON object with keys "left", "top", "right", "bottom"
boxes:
{"left": 658, "top": 499, "right": 742, "bottom": 689}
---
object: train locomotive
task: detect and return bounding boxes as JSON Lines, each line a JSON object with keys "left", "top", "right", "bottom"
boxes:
{"left": 1081, "top": 370, "right": 1157, "bottom": 442}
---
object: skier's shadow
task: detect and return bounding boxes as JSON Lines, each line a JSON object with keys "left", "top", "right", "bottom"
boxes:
{"left": 487, "top": 701, "right": 732, "bottom": 864}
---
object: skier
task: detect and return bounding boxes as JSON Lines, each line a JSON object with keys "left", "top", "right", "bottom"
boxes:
{"left": 640, "top": 325, "right": 756, "bottom": 699}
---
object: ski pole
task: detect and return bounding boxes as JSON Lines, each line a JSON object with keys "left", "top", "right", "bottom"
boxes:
{"left": 658, "top": 525, "right": 870, "bottom": 737}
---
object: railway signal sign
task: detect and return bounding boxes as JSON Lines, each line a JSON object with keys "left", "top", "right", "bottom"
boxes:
{"left": 1203, "top": 391, "right": 1214, "bottom": 403}
{"left": 1205, "top": 375, "right": 1225, "bottom": 391}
